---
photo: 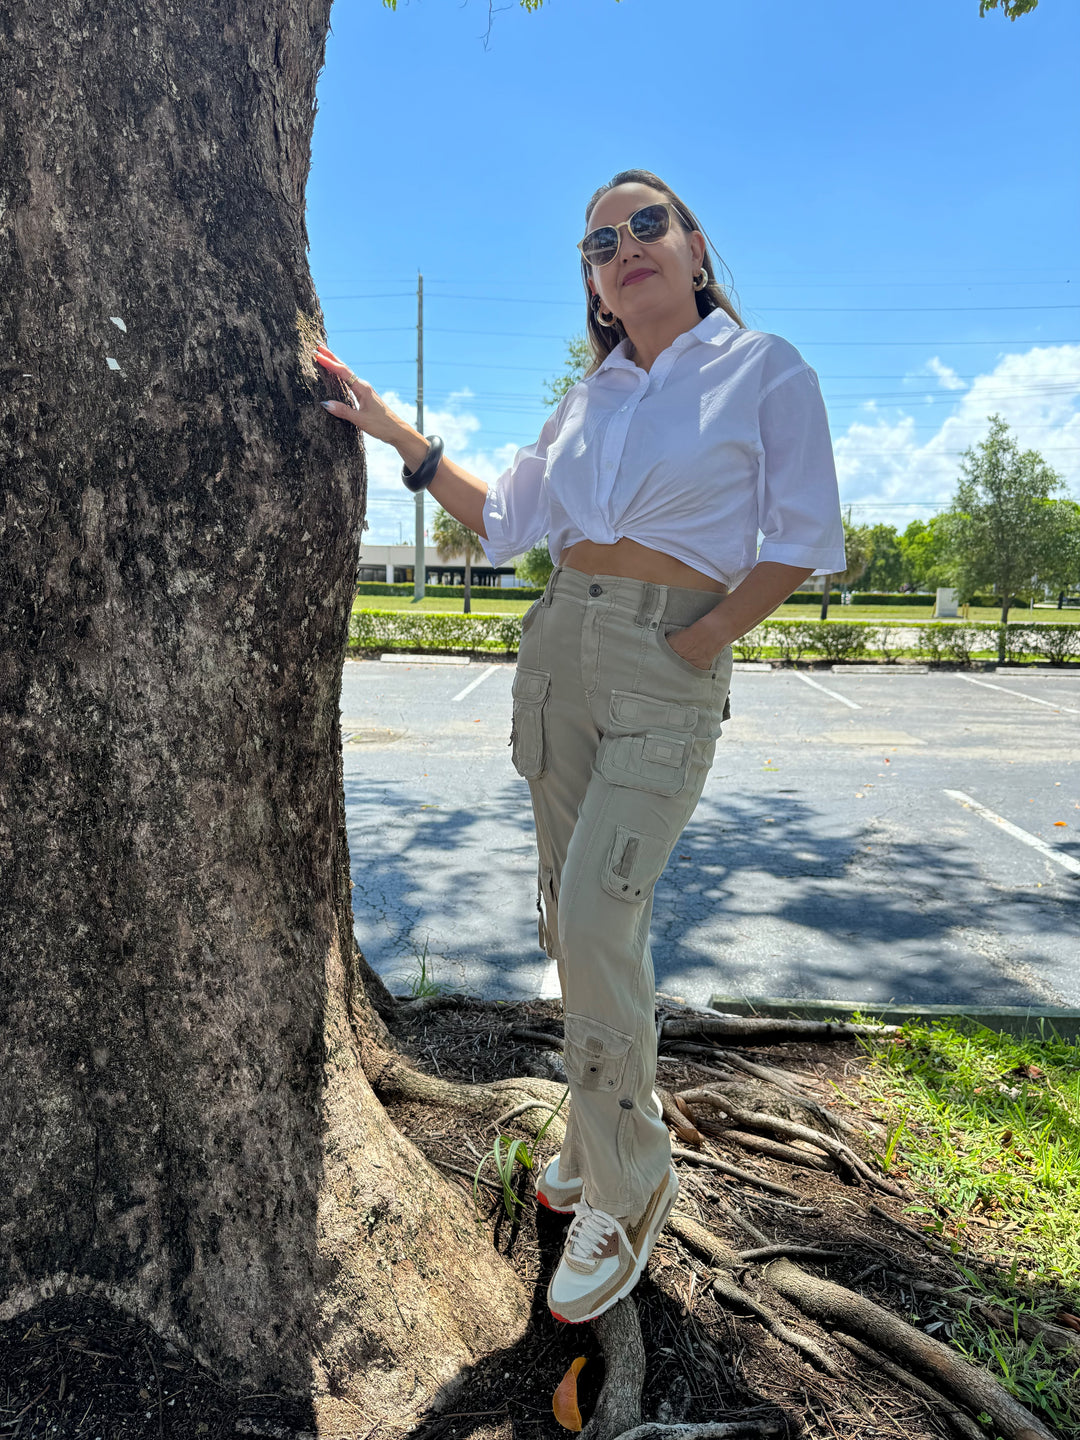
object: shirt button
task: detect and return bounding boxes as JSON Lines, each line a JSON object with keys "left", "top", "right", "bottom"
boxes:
{"left": 588, "top": 583, "right": 603, "bottom": 597}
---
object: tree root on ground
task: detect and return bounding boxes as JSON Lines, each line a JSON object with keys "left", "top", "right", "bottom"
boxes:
{"left": 764, "top": 1257, "right": 1058, "bottom": 1440}
{"left": 678, "top": 1088, "right": 902, "bottom": 1196}
{"left": 709, "top": 1273, "right": 843, "bottom": 1378}
{"left": 362, "top": 1042, "right": 568, "bottom": 1146}
{"left": 581, "top": 1298, "right": 646, "bottom": 1440}
{"left": 831, "top": 1332, "right": 985, "bottom": 1440}
{"left": 703, "top": 1126, "right": 835, "bottom": 1172}
{"left": 659, "top": 1015, "right": 898, "bottom": 1044}
{"left": 599, "top": 1423, "right": 785, "bottom": 1440}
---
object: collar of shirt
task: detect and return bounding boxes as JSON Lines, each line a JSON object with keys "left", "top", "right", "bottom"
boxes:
{"left": 591, "top": 306, "right": 740, "bottom": 384}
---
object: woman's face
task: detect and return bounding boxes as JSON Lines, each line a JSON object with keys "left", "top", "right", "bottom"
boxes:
{"left": 584, "top": 182, "right": 706, "bottom": 330}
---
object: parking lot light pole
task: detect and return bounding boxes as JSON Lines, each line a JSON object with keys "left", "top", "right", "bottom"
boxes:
{"left": 413, "top": 271, "right": 425, "bottom": 602}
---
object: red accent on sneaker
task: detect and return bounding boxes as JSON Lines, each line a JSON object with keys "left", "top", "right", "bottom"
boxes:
{"left": 549, "top": 1310, "right": 588, "bottom": 1325}
{"left": 536, "top": 1192, "right": 575, "bottom": 1216}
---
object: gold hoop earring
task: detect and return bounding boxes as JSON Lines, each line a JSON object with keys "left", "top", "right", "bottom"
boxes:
{"left": 595, "top": 303, "right": 618, "bottom": 327}
{"left": 693, "top": 268, "right": 708, "bottom": 292}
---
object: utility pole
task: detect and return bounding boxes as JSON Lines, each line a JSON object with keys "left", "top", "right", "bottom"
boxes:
{"left": 413, "top": 271, "right": 426, "bottom": 601}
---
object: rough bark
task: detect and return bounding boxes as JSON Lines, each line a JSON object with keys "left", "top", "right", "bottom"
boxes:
{"left": 0, "top": 1, "right": 528, "bottom": 1428}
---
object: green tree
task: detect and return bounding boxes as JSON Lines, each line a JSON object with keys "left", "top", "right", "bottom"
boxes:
{"left": 1038, "top": 499, "right": 1080, "bottom": 606}
{"left": 432, "top": 505, "right": 487, "bottom": 613}
{"left": 899, "top": 514, "right": 958, "bottom": 591}
{"left": 819, "top": 518, "right": 871, "bottom": 618}
{"left": 514, "top": 540, "right": 555, "bottom": 586}
{"left": 542, "top": 333, "right": 591, "bottom": 407}
{"left": 979, "top": 0, "right": 1038, "bottom": 16}
{"left": 859, "top": 523, "right": 905, "bottom": 592}
{"left": 946, "top": 415, "right": 1062, "bottom": 628}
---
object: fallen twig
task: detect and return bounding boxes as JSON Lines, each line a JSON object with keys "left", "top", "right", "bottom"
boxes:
{"left": 671, "top": 1145, "right": 803, "bottom": 1199}
{"left": 712, "top": 1127, "right": 834, "bottom": 1172}
{"left": 737, "top": 1245, "right": 843, "bottom": 1265}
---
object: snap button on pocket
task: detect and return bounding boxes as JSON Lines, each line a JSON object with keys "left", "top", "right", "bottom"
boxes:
{"left": 588, "top": 583, "right": 603, "bottom": 597}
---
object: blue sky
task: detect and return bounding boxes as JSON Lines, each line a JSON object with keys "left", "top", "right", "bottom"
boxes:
{"left": 307, "top": 0, "right": 1080, "bottom": 547}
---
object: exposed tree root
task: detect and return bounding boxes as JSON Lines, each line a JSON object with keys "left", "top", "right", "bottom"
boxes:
{"left": 831, "top": 1332, "right": 985, "bottom": 1440}
{"left": 709, "top": 1273, "right": 843, "bottom": 1378}
{"left": 581, "top": 1299, "right": 646, "bottom": 1440}
{"left": 737, "top": 1245, "right": 842, "bottom": 1265}
{"left": 705, "top": 1127, "right": 835, "bottom": 1172}
{"left": 679, "top": 1088, "right": 902, "bottom": 1196}
{"left": 362, "top": 1042, "right": 568, "bottom": 1145}
{"left": 661, "top": 1089, "right": 707, "bottom": 1145}
{"left": 667, "top": 1213, "right": 741, "bottom": 1270}
{"left": 659, "top": 1016, "right": 898, "bottom": 1043}
{"left": 764, "top": 1258, "right": 1058, "bottom": 1440}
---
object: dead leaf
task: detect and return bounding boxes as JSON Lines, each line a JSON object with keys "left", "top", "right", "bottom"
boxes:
{"left": 553, "top": 1356, "right": 587, "bottom": 1432}
{"left": 1055, "top": 1312, "right": 1080, "bottom": 1333}
{"left": 1054, "top": 820, "right": 1068, "bottom": 827}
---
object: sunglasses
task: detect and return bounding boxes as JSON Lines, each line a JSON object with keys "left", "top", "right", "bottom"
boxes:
{"left": 577, "top": 201, "right": 684, "bottom": 268}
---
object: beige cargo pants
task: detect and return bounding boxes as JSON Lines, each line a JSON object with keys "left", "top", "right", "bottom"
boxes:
{"left": 511, "top": 566, "right": 733, "bottom": 1217}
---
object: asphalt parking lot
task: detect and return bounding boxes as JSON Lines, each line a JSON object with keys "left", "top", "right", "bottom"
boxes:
{"left": 340, "top": 658, "right": 1079, "bottom": 1010}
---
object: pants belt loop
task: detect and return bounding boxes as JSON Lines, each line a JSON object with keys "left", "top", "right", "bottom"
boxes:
{"left": 542, "top": 565, "right": 561, "bottom": 607}
{"left": 635, "top": 581, "right": 663, "bottom": 629}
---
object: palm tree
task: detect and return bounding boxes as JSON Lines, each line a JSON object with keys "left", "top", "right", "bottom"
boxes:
{"left": 432, "top": 506, "right": 487, "bottom": 613}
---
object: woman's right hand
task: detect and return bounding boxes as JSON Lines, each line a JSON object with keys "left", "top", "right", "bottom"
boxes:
{"left": 314, "top": 343, "right": 404, "bottom": 446}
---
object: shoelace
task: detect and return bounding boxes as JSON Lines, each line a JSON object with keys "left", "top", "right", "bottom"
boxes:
{"left": 566, "top": 1202, "right": 619, "bottom": 1261}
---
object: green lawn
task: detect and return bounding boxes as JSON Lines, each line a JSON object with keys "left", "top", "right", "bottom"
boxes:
{"left": 352, "top": 595, "right": 1080, "bottom": 624}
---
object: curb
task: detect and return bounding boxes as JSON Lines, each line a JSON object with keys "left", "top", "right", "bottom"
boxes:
{"left": 708, "top": 994, "right": 1080, "bottom": 1041}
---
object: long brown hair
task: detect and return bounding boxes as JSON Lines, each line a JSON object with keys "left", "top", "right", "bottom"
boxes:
{"left": 580, "top": 169, "right": 743, "bottom": 375}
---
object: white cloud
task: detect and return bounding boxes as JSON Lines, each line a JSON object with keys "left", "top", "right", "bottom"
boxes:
{"left": 358, "top": 389, "right": 520, "bottom": 545}
{"left": 835, "top": 344, "right": 1080, "bottom": 528}
{"left": 926, "top": 356, "right": 967, "bottom": 391}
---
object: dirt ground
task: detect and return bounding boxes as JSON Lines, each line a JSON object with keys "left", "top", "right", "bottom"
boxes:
{"left": 2, "top": 997, "right": 1076, "bottom": 1440}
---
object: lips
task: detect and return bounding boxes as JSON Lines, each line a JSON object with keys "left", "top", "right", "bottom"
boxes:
{"left": 622, "top": 268, "right": 655, "bottom": 287}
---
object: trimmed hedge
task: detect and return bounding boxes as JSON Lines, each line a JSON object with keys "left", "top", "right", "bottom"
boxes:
{"left": 849, "top": 592, "right": 935, "bottom": 606}
{"left": 348, "top": 609, "right": 1080, "bottom": 664}
{"left": 355, "top": 581, "right": 544, "bottom": 600}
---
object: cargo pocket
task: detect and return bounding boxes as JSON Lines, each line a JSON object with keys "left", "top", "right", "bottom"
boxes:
{"left": 509, "top": 667, "right": 550, "bottom": 780}
{"left": 563, "top": 1012, "right": 633, "bottom": 1093}
{"left": 600, "top": 825, "right": 669, "bottom": 903}
{"left": 600, "top": 729, "right": 692, "bottom": 796}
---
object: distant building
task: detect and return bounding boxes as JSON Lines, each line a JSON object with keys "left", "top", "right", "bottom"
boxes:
{"left": 357, "top": 542, "right": 527, "bottom": 587}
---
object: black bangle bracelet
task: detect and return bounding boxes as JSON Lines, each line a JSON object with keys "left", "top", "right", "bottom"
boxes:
{"left": 401, "top": 435, "right": 444, "bottom": 493}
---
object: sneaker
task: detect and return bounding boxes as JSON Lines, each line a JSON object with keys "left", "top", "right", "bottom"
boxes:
{"left": 547, "top": 1165, "right": 679, "bottom": 1324}
{"left": 535, "top": 1092, "right": 665, "bottom": 1215}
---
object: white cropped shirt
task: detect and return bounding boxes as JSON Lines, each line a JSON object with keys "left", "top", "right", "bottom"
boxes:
{"left": 479, "top": 307, "right": 845, "bottom": 589}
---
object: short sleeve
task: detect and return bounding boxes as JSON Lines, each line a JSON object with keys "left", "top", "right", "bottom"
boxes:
{"left": 479, "top": 401, "right": 565, "bottom": 567}
{"left": 755, "top": 366, "right": 846, "bottom": 576}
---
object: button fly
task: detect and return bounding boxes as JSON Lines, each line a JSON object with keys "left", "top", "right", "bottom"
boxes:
{"left": 588, "top": 583, "right": 603, "bottom": 597}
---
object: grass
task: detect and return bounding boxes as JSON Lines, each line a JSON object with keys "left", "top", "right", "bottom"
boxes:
{"left": 473, "top": 1088, "right": 569, "bottom": 1217}
{"left": 353, "top": 595, "right": 1080, "bottom": 624}
{"left": 860, "top": 1018, "right": 1080, "bottom": 1433}
{"left": 404, "top": 941, "right": 447, "bottom": 998}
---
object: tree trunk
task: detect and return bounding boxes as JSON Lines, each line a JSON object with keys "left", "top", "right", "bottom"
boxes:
{"left": 819, "top": 579, "right": 832, "bottom": 621}
{"left": 464, "top": 555, "right": 472, "bottom": 613}
{"left": 0, "top": 2, "right": 528, "bottom": 1430}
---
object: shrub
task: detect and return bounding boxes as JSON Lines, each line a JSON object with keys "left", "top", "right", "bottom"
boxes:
{"left": 1022, "top": 624, "right": 1080, "bottom": 664}
{"left": 761, "top": 619, "right": 819, "bottom": 662}
{"left": 872, "top": 625, "right": 906, "bottom": 662}
{"left": 850, "top": 592, "right": 935, "bottom": 607}
{"left": 808, "top": 622, "right": 871, "bottom": 662}
{"left": 915, "top": 622, "right": 1000, "bottom": 664}
{"left": 732, "top": 626, "right": 767, "bottom": 662}
{"left": 349, "top": 608, "right": 521, "bottom": 654}
{"left": 780, "top": 591, "right": 841, "bottom": 606}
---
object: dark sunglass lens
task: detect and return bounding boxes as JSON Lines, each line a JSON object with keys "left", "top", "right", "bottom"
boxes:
{"left": 582, "top": 226, "right": 619, "bottom": 265}
{"left": 629, "top": 205, "right": 670, "bottom": 243}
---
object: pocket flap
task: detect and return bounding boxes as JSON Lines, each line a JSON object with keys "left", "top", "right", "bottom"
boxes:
{"left": 610, "top": 690, "right": 697, "bottom": 733}
{"left": 563, "top": 1012, "right": 632, "bottom": 1058}
{"left": 512, "top": 668, "right": 550, "bottom": 705}
{"left": 641, "top": 733, "right": 689, "bottom": 768}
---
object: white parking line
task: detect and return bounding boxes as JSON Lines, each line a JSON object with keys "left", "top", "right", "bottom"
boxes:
{"left": 955, "top": 674, "right": 1080, "bottom": 715}
{"left": 451, "top": 664, "right": 499, "bottom": 703}
{"left": 791, "top": 671, "right": 862, "bottom": 710}
{"left": 944, "top": 789, "right": 1080, "bottom": 877}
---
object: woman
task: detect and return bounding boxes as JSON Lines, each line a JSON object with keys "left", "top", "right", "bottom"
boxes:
{"left": 316, "top": 169, "right": 845, "bottom": 1324}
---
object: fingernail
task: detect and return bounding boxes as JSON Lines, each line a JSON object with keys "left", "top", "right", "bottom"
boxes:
{"left": 321, "top": 400, "right": 334, "bottom": 410}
